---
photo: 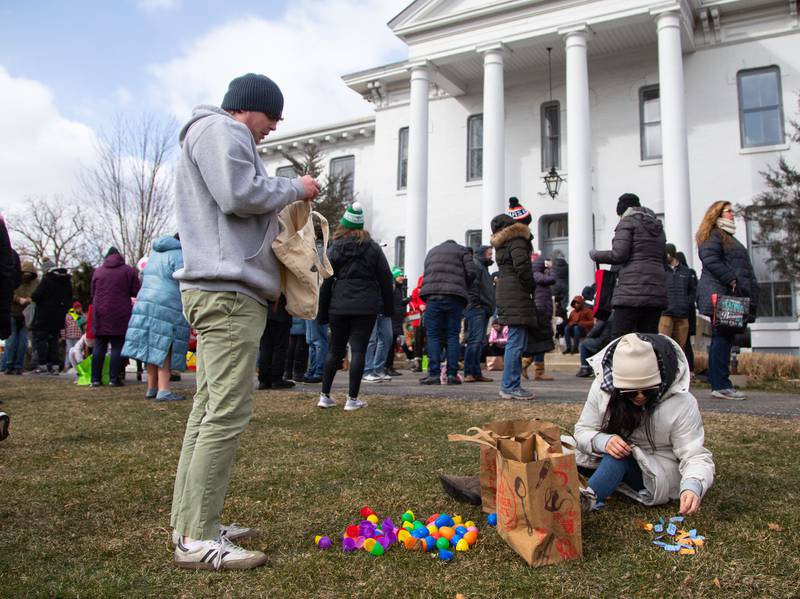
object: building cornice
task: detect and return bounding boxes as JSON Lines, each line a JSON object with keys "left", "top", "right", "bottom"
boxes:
{"left": 257, "top": 116, "right": 376, "bottom": 155}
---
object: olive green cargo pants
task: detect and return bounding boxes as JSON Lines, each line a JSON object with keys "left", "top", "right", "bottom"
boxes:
{"left": 170, "top": 290, "right": 267, "bottom": 540}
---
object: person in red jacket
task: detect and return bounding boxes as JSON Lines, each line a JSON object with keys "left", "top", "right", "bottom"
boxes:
{"left": 564, "top": 295, "right": 594, "bottom": 354}
{"left": 406, "top": 275, "right": 426, "bottom": 372}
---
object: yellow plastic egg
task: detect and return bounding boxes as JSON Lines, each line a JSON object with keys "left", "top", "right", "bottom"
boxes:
{"left": 367, "top": 514, "right": 379, "bottom": 525}
{"left": 465, "top": 521, "right": 475, "bottom": 528}
{"left": 456, "top": 539, "right": 469, "bottom": 552}
{"left": 426, "top": 523, "right": 438, "bottom": 535}
{"left": 363, "top": 538, "right": 376, "bottom": 552}
{"left": 314, "top": 535, "right": 322, "bottom": 545}
{"left": 398, "top": 529, "right": 411, "bottom": 543}
{"left": 402, "top": 521, "right": 414, "bottom": 531}
{"left": 452, "top": 515, "right": 463, "bottom": 525}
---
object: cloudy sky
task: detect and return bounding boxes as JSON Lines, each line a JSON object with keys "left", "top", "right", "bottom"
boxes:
{"left": 0, "top": 0, "right": 410, "bottom": 214}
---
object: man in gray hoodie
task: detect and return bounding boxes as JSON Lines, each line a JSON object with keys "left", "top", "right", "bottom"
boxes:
{"left": 170, "top": 73, "right": 319, "bottom": 571}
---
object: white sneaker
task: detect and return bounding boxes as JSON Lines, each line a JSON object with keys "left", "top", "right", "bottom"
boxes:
{"left": 344, "top": 397, "right": 368, "bottom": 411}
{"left": 174, "top": 536, "right": 267, "bottom": 571}
{"left": 362, "top": 373, "right": 383, "bottom": 383}
{"left": 579, "top": 486, "right": 597, "bottom": 513}
{"left": 378, "top": 372, "right": 392, "bottom": 381}
{"left": 317, "top": 393, "right": 337, "bottom": 409}
{"left": 171, "top": 523, "right": 259, "bottom": 546}
{"left": 711, "top": 388, "right": 747, "bottom": 401}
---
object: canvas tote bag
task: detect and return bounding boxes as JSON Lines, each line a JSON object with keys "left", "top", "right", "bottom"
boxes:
{"left": 272, "top": 201, "right": 334, "bottom": 319}
{"left": 449, "top": 420, "right": 583, "bottom": 567}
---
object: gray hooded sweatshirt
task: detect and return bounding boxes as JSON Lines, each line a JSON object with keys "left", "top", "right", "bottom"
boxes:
{"left": 173, "top": 106, "right": 307, "bottom": 303}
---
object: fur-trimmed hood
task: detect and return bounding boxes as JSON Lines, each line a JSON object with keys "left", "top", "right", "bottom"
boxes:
{"left": 490, "top": 218, "right": 532, "bottom": 249}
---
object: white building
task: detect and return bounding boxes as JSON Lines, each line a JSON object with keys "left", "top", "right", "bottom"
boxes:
{"left": 260, "top": 0, "right": 800, "bottom": 353}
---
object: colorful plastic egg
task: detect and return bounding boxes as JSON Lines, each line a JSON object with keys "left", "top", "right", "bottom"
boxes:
{"left": 455, "top": 525, "right": 468, "bottom": 536}
{"left": 402, "top": 522, "right": 414, "bottom": 531}
{"left": 487, "top": 513, "right": 498, "bottom": 526}
{"left": 456, "top": 539, "right": 469, "bottom": 552}
{"left": 452, "top": 515, "right": 463, "bottom": 525}
{"left": 398, "top": 529, "right": 411, "bottom": 543}
{"left": 465, "top": 521, "right": 475, "bottom": 528}
{"left": 370, "top": 542, "right": 385, "bottom": 556}
{"left": 401, "top": 512, "right": 414, "bottom": 523}
{"left": 403, "top": 535, "right": 419, "bottom": 550}
{"left": 378, "top": 536, "right": 392, "bottom": 549}
{"left": 467, "top": 525, "right": 479, "bottom": 533}
{"left": 363, "top": 538, "right": 376, "bottom": 552}
{"left": 450, "top": 534, "right": 462, "bottom": 547}
{"left": 436, "top": 536, "right": 450, "bottom": 550}
{"left": 342, "top": 537, "right": 357, "bottom": 552}
{"left": 424, "top": 536, "right": 437, "bottom": 551}
{"left": 463, "top": 530, "right": 478, "bottom": 545}
{"left": 412, "top": 528, "right": 427, "bottom": 539}
{"left": 412, "top": 520, "right": 425, "bottom": 530}
{"left": 438, "top": 526, "right": 454, "bottom": 540}
{"left": 439, "top": 549, "right": 454, "bottom": 561}
{"left": 426, "top": 513, "right": 440, "bottom": 524}
{"left": 360, "top": 506, "right": 375, "bottom": 518}
{"left": 367, "top": 514, "right": 379, "bottom": 525}
{"left": 426, "top": 523, "right": 438, "bottom": 535}
{"left": 435, "top": 515, "right": 454, "bottom": 529}
{"left": 318, "top": 536, "right": 332, "bottom": 550}
{"left": 314, "top": 535, "right": 322, "bottom": 545}
{"left": 355, "top": 536, "right": 365, "bottom": 549}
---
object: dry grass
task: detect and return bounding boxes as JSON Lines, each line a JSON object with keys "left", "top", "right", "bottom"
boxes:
{"left": 737, "top": 352, "right": 800, "bottom": 382}
{"left": 1, "top": 377, "right": 799, "bottom": 598}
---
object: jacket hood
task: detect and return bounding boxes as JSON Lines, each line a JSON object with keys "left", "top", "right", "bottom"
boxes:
{"left": 490, "top": 220, "right": 532, "bottom": 248}
{"left": 179, "top": 105, "right": 233, "bottom": 146}
{"left": 587, "top": 333, "right": 688, "bottom": 404}
{"left": 477, "top": 244, "right": 493, "bottom": 266}
{"left": 102, "top": 253, "right": 126, "bottom": 269}
{"left": 622, "top": 206, "right": 664, "bottom": 237}
{"left": 570, "top": 295, "right": 585, "bottom": 309}
{"left": 330, "top": 235, "right": 372, "bottom": 260}
{"left": 152, "top": 235, "right": 182, "bottom": 253}
{"left": 532, "top": 254, "right": 547, "bottom": 273}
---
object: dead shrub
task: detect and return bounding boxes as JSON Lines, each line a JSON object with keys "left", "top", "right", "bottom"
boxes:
{"left": 737, "top": 352, "right": 800, "bottom": 381}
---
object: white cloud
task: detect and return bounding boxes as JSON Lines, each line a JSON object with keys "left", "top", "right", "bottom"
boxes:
{"left": 0, "top": 66, "right": 97, "bottom": 215}
{"left": 136, "top": 0, "right": 179, "bottom": 12}
{"left": 148, "top": 0, "right": 409, "bottom": 134}
{"left": 113, "top": 86, "right": 133, "bottom": 106}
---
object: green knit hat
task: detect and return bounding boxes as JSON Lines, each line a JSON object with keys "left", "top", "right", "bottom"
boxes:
{"left": 392, "top": 267, "right": 405, "bottom": 278}
{"left": 340, "top": 202, "right": 364, "bottom": 229}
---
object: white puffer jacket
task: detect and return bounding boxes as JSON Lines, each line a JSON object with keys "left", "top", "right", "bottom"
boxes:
{"left": 574, "top": 335, "right": 715, "bottom": 505}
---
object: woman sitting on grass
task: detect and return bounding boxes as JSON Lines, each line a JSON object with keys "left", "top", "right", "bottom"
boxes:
{"left": 574, "top": 333, "right": 715, "bottom": 515}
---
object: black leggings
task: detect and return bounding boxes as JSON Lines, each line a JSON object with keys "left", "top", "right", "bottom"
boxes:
{"left": 322, "top": 314, "right": 377, "bottom": 398}
{"left": 611, "top": 307, "right": 662, "bottom": 337}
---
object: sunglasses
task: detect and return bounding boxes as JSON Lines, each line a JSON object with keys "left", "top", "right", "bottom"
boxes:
{"left": 618, "top": 386, "right": 660, "bottom": 401}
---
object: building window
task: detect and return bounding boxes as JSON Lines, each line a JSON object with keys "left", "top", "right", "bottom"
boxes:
{"left": 394, "top": 236, "right": 405, "bottom": 269}
{"left": 738, "top": 66, "right": 784, "bottom": 148}
{"left": 465, "top": 229, "right": 482, "bottom": 251}
{"left": 397, "top": 127, "right": 409, "bottom": 190}
{"left": 329, "top": 155, "right": 355, "bottom": 203}
{"left": 541, "top": 101, "right": 560, "bottom": 171}
{"left": 639, "top": 86, "right": 661, "bottom": 160}
{"left": 746, "top": 218, "right": 796, "bottom": 319}
{"left": 275, "top": 165, "right": 296, "bottom": 178}
{"left": 467, "top": 114, "right": 483, "bottom": 181}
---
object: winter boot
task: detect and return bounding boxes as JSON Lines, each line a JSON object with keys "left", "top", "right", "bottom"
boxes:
{"left": 521, "top": 357, "right": 533, "bottom": 380}
{"left": 534, "top": 362, "right": 554, "bottom": 381}
{"left": 439, "top": 474, "right": 482, "bottom": 506}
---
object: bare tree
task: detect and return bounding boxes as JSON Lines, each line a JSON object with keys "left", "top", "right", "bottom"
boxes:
{"left": 80, "top": 113, "right": 177, "bottom": 264}
{"left": 8, "top": 195, "right": 90, "bottom": 268}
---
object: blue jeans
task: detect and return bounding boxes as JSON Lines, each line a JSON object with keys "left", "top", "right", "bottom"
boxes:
{"left": 501, "top": 326, "right": 528, "bottom": 391}
{"left": 304, "top": 320, "right": 329, "bottom": 378}
{"left": 709, "top": 327, "right": 734, "bottom": 391}
{"left": 463, "top": 308, "right": 488, "bottom": 376}
{"left": 2, "top": 317, "right": 28, "bottom": 371}
{"left": 424, "top": 297, "right": 464, "bottom": 378}
{"left": 586, "top": 453, "right": 644, "bottom": 502}
{"left": 363, "top": 314, "right": 393, "bottom": 375}
{"left": 564, "top": 324, "right": 585, "bottom": 352}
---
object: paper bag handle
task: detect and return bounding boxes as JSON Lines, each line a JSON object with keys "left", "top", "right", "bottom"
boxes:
{"left": 447, "top": 427, "right": 497, "bottom": 449}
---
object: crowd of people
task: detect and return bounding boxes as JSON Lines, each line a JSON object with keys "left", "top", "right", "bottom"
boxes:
{"left": 0, "top": 72, "right": 758, "bottom": 572}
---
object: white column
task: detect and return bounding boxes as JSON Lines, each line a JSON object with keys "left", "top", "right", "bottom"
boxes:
{"left": 564, "top": 28, "right": 594, "bottom": 297}
{"left": 481, "top": 48, "right": 506, "bottom": 244}
{"left": 406, "top": 64, "right": 430, "bottom": 285}
{"left": 657, "top": 11, "right": 693, "bottom": 265}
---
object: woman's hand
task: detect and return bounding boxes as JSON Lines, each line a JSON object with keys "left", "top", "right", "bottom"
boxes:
{"left": 605, "top": 435, "right": 631, "bottom": 459}
{"left": 679, "top": 490, "right": 701, "bottom": 516}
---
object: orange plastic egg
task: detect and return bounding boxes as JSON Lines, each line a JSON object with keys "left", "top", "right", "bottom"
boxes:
{"left": 403, "top": 535, "right": 419, "bottom": 550}
{"left": 439, "top": 526, "right": 455, "bottom": 540}
{"left": 463, "top": 530, "right": 478, "bottom": 545}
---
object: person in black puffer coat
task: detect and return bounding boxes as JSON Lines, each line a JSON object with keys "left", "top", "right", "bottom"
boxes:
{"left": 317, "top": 203, "right": 393, "bottom": 410}
{"left": 590, "top": 193, "right": 667, "bottom": 336}
{"left": 418, "top": 239, "right": 476, "bottom": 385}
{"left": 526, "top": 253, "right": 556, "bottom": 381}
{"left": 463, "top": 245, "right": 495, "bottom": 383}
{"left": 384, "top": 267, "right": 410, "bottom": 376}
{"left": 30, "top": 258, "right": 73, "bottom": 374}
{"left": 695, "top": 200, "right": 758, "bottom": 400}
{"left": 490, "top": 198, "right": 549, "bottom": 400}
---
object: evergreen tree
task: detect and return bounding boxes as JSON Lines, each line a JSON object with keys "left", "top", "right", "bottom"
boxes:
{"left": 71, "top": 261, "right": 95, "bottom": 308}
{"left": 279, "top": 145, "right": 354, "bottom": 228}
{"left": 744, "top": 98, "right": 800, "bottom": 283}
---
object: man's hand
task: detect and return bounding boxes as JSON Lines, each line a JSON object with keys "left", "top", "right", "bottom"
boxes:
{"left": 300, "top": 175, "right": 320, "bottom": 201}
{"left": 605, "top": 435, "right": 632, "bottom": 459}
{"left": 679, "top": 490, "right": 701, "bottom": 516}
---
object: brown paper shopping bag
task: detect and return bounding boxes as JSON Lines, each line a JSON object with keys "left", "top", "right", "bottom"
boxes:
{"left": 494, "top": 451, "right": 582, "bottom": 566}
{"left": 449, "top": 420, "right": 582, "bottom": 567}
{"left": 454, "top": 419, "right": 560, "bottom": 513}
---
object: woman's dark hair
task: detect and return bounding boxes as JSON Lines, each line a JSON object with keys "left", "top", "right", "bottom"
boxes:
{"left": 173, "top": 232, "right": 180, "bottom": 240}
{"left": 600, "top": 389, "right": 658, "bottom": 451}
{"left": 332, "top": 225, "right": 370, "bottom": 243}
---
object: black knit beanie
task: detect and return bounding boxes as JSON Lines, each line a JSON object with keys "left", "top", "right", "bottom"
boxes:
{"left": 506, "top": 196, "right": 532, "bottom": 226}
{"left": 616, "top": 193, "right": 641, "bottom": 216}
{"left": 106, "top": 246, "right": 120, "bottom": 258}
{"left": 221, "top": 73, "right": 284, "bottom": 119}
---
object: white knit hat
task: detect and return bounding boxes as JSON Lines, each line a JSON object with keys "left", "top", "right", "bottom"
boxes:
{"left": 612, "top": 334, "right": 661, "bottom": 389}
